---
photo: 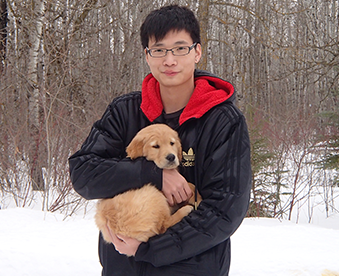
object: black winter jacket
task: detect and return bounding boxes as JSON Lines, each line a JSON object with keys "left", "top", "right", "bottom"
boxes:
{"left": 69, "top": 70, "right": 251, "bottom": 276}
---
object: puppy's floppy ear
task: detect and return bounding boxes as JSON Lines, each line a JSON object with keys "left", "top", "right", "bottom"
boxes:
{"left": 178, "top": 145, "right": 183, "bottom": 162}
{"left": 177, "top": 137, "right": 183, "bottom": 161}
{"left": 126, "top": 133, "right": 146, "bottom": 159}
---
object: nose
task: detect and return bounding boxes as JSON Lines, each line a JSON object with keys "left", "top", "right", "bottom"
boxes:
{"left": 163, "top": 51, "right": 177, "bottom": 66}
{"left": 166, "top": 154, "right": 175, "bottom": 162}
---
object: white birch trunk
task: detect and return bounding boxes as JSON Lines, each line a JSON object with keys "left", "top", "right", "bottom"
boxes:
{"left": 27, "top": 0, "right": 45, "bottom": 191}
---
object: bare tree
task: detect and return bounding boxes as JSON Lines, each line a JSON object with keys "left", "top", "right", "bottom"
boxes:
{"left": 0, "top": 0, "right": 338, "bottom": 218}
{"left": 0, "top": 0, "right": 7, "bottom": 74}
{"left": 26, "top": 0, "right": 45, "bottom": 191}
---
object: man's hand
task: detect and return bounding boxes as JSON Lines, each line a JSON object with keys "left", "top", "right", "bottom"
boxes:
{"left": 162, "top": 169, "right": 193, "bottom": 206}
{"left": 106, "top": 225, "right": 141, "bottom": 257}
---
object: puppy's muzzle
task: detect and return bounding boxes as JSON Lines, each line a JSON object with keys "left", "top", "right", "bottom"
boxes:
{"left": 166, "top": 154, "right": 176, "bottom": 163}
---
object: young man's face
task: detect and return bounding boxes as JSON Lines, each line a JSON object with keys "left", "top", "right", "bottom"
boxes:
{"left": 145, "top": 30, "right": 202, "bottom": 91}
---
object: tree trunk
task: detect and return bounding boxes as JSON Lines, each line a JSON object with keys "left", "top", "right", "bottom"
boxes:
{"left": 197, "top": 0, "right": 209, "bottom": 71}
{"left": 27, "top": 0, "right": 45, "bottom": 191}
{"left": 0, "top": 0, "right": 7, "bottom": 74}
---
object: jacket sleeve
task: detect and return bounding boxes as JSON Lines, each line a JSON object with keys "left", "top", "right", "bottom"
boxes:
{"left": 68, "top": 98, "right": 162, "bottom": 200}
{"left": 134, "top": 104, "right": 251, "bottom": 267}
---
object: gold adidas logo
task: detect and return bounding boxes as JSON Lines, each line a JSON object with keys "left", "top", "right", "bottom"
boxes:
{"left": 182, "top": 148, "right": 195, "bottom": 167}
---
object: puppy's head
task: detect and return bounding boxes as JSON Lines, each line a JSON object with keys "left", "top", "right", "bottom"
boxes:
{"left": 126, "top": 124, "right": 182, "bottom": 169}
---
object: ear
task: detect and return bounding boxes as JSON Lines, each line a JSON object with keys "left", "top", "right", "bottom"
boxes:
{"left": 126, "top": 134, "right": 146, "bottom": 159}
{"left": 177, "top": 140, "right": 183, "bottom": 162}
{"left": 145, "top": 48, "right": 150, "bottom": 66}
{"left": 194, "top": 43, "right": 202, "bottom": 63}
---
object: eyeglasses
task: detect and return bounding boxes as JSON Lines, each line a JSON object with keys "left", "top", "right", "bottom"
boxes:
{"left": 146, "top": 43, "right": 197, "bottom": 58}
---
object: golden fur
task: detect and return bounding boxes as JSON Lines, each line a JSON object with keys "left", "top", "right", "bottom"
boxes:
{"left": 95, "top": 124, "right": 202, "bottom": 243}
{"left": 126, "top": 124, "right": 182, "bottom": 169}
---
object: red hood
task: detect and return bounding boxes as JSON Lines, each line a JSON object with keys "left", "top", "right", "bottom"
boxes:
{"left": 141, "top": 72, "right": 234, "bottom": 125}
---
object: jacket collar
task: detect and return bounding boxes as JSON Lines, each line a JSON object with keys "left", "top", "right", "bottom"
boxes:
{"left": 141, "top": 69, "right": 235, "bottom": 125}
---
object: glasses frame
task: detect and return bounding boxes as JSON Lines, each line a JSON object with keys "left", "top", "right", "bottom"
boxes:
{"left": 146, "top": 42, "right": 197, "bottom": 58}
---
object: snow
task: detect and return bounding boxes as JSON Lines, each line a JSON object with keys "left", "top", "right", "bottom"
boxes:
{"left": 0, "top": 208, "right": 101, "bottom": 276}
{"left": 0, "top": 207, "right": 338, "bottom": 276}
{"left": 231, "top": 218, "right": 339, "bottom": 276}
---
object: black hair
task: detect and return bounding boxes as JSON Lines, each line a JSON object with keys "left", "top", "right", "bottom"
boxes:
{"left": 140, "top": 5, "right": 201, "bottom": 49}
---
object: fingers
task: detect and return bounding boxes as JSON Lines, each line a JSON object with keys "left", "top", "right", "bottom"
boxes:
{"left": 162, "top": 169, "right": 193, "bottom": 206}
{"left": 106, "top": 224, "right": 116, "bottom": 243}
{"left": 106, "top": 225, "right": 141, "bottom": 256}
{"left": 111, "top": 235, "right": 126, "bottom": 255}
{"left": 107, "top": 227, "right": 129, "bottom": 245}
{"left": 164, "top": 191, "right": 175, "bottom": 206}
{"left": 106, "top": 224, "right": 125, "bottom": 253}
{"left": 171, "top": 185, "right": 192, "bottom": 205}
{"left": 184, "top": 183, "right": 193, "bottom": 199}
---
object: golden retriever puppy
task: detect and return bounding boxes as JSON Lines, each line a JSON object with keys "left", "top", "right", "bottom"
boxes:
{"left": 126, "top": 124, "right": 182, "bottom": 170}
{"left": 95, "top": 124, "right": 201, "bottom": 244}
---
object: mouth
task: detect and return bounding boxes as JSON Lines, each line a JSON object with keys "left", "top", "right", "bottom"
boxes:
{"left": 163, "top": 160, "right": 179, "bottom": 169}
{"left": 156, "top": 159, "right": 178, "bottom": 169}
{"left": 163, "top": 71, "right": 179, "bottom": 77}
{"left": 163, "top": 163, "right": 178, "bottom": 169}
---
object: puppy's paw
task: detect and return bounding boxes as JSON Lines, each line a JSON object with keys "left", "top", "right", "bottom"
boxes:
{"left": 180, "top": 205, "right": 194, "bottom": 216}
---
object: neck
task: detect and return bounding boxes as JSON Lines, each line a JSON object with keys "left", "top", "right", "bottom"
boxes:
{"left": 160, "top": 81, "right": 195, "bottom": 114}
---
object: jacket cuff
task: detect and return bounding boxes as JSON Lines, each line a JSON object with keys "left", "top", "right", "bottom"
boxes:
{"left": 141, "top": 159, "right": 163, "bottom": 190}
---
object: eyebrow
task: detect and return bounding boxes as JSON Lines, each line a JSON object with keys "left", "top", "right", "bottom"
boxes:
{"left": 150, "top": 40, "right": 190, "bottom": 48}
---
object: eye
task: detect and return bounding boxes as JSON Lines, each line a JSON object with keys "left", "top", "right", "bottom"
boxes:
{"left": 152, "top": 48, "right": 165, "bottom": 53}
{"left": 170, "top": 142, "right": 175, "bottom": 146}
{"left": 174, "top": 46, "right": 188, "bottom": 54}
{"left": 152, "top": 144, "right": 160, "bottom": 149}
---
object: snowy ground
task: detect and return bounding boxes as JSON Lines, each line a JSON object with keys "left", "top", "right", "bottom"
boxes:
{"left": 0, "top": 207, "right": 339, "bottom": 276}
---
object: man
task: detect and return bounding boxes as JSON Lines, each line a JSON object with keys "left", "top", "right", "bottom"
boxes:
{"left": 69, "top": 5, "right": 251, "bottom": 276}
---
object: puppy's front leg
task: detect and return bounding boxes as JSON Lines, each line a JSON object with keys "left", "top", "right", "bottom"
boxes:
{"left": 164, "top": 205, "right": 194, "bottom": 229}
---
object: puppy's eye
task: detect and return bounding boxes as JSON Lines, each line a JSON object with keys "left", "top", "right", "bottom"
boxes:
{"left": 152, "top": 144, "right": 160, "bottom": 149}
{"left": 170, "top": 142, "right": 175, "bottom": 146}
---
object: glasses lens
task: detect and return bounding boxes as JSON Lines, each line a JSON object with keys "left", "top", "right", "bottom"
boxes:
{"left": 151, "top": 49, "right": 166, "bottom": 57}
{"left": 172, "top": 46, "right": 189, "bottom": 56}
{"left": 148, "top": 43, "right": 196, "bottom": 57}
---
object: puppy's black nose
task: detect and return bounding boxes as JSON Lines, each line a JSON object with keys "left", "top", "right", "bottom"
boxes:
{"left": 166, "top": 154, "right": 175, "bottom": 162}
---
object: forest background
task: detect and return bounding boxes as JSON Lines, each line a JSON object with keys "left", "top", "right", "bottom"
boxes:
{"left": 0, "top": 0, "right": 338, "bottom": 223}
